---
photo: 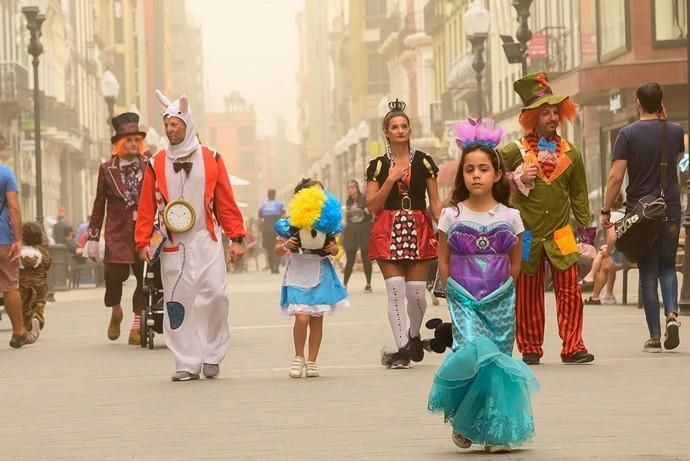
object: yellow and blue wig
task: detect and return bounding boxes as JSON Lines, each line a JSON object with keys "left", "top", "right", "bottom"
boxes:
{"left": 274, "top": 186, "right": 343, "bottom": 238}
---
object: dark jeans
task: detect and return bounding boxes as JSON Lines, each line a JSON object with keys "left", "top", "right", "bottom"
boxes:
{"left": 104, "top": 260, "right": 145, "bottom": 314}
{"left": 638, "top": 218, "right": 680, "bottom": 338}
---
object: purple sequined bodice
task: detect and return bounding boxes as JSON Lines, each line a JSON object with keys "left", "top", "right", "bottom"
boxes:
{"left": 447, "top": 222, "right": 518, "bottom": 300}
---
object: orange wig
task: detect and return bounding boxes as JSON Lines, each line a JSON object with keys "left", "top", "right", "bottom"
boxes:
{"left": 518, "top": 98, "right": 577, "bottom": 133}
{"left": 112, "top": 135, "right": 146, "bottom": 157}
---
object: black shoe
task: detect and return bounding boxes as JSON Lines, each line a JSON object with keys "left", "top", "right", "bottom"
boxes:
{"left": 364, "top": 285, "right": 373, "bottom": 293}
{"left": 642, "top": 338, "right": 662, "bottom": 353}
{"left": 584, "top": 296, "right": 601, "bottom": 305}
{"left": 561, "top": 351, "right": 595, "bottom": 364}
{"left": 381, "top": 348, "right": 411, "bottom": 369}
{"left": 663, "top": 317, "right": 681, "bottom": 350}
{"left": 522, "top": 353, "right": 540, "bottom": 365}
{"left": 404, "top": 334, "right": 425, "bottom": 362}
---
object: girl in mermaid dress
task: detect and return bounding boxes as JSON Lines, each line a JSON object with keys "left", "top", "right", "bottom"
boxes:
{"left": 427, "top": 119, "right": 539, "bottom": 453}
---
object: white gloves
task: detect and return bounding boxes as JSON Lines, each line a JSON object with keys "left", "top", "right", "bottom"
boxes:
{"left": 85, "top": 240, "right": 100, "bottom": 261}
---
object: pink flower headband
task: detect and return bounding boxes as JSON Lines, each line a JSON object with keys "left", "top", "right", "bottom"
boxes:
{"left": 453, "top": 117, "right": 503, "bottom": 150}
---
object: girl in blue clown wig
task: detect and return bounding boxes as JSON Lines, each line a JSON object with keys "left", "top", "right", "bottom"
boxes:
{"left": 274, "top": 179, "right": 350, "bottom": 379}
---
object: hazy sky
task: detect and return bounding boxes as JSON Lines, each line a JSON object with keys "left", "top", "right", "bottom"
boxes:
{"left": 193, "top": 0, "right": 304, "bottom": 139}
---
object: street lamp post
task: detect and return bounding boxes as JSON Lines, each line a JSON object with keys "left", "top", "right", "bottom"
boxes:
{"left": 100, "top": 70, "right": 120, "bottom": 131}
{"left": 463, "top": 1, "right": 491, "bottom": 119}
{"left": 22, "top": 2, "right": 46, "bottom": 224}
{"left": 512, "top": 0, "right": 534, "bottom": 76}
{"left": 346, "top": 128, "right": 359, "bottom": 182}
{"left": 357, "top": 120, "right": 370, "bottom": 177}
{"left": 335, "top": 139, "right": 346, "bottom": 199}
{"left": 463, "top": 1, "right": 490, "bottom": 119}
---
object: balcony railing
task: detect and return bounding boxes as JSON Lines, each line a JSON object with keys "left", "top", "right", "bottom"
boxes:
{"left": 0, "top": 62, "right": 30, "bottom": 114}
{"left": 42, "top": 96, "right": 79, "bottom": 134}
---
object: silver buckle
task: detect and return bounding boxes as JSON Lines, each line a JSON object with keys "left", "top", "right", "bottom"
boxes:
{"left": 401, "top": 196, "right": 412, "bottom": 211}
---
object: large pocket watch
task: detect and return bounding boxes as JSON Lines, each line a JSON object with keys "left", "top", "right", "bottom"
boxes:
{"left": 163, "top": 198, "right": 196, "bottom": 233}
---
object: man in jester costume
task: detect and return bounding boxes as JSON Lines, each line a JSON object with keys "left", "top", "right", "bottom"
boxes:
{"left": 500, "top": 72, "right": 594, "bottom": 365}
{"left": 135, "top": 90, "right": 246, "bottom": 381}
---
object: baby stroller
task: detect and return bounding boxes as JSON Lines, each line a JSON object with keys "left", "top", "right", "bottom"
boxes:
{"left": 140, "top": 259, "right": 165, "bottom": 349}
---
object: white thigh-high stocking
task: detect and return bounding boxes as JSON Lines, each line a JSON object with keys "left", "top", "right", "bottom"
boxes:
{"left": 405, "top": 281, "right": 427, "bottom": 338}
{"left": 385, "top": 276, "right": 407, "bottom": 349}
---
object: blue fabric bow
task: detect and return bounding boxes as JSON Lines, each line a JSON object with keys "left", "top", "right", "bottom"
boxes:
{"left": 537, "top": 137, "right": 557, "bottom": 153}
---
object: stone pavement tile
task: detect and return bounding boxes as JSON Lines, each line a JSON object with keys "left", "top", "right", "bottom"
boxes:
{"left": 1, "top": 272, "right": 690, "bottom": 460}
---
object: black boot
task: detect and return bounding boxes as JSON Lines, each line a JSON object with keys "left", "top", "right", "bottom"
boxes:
{"left": 404, "top": 333, "right": 425, "bottom": 362}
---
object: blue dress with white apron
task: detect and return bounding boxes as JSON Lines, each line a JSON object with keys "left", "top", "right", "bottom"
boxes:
{"left": 280, "top": 252, "right": 350, "bottom": 316}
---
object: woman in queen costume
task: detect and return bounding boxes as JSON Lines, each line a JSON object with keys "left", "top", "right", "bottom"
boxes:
{"left": 275, "top": 179, "right": 349, "bottom": 379}
{"left": 427, "top": 119, "right": 539, "bottom": 453}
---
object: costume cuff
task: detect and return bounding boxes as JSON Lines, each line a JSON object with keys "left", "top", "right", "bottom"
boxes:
{"left": 512, "top": 165, "right": 534, "bottom": 197}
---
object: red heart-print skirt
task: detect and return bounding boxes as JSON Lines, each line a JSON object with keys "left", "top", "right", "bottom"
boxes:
{"left": 368, "top": 209, "right": 438, "bottom": 261}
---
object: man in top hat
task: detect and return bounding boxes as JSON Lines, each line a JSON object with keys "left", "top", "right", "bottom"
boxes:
{"left": 85, "top": 112, "right": 148, "bottom": 345}
{"left": 499, "top": 71, "right": 594, "bottom": 365}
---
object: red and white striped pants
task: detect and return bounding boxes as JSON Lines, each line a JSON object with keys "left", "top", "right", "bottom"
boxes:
{"left": 515, "top": 254, "right": 588, "bottom": 358}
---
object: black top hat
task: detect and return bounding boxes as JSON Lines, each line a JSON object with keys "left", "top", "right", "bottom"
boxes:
{"left": 111, "top": 112, "right": 147, "bottom": 144}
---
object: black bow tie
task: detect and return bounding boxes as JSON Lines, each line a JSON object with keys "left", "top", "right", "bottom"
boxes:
{"left": 173, "top": 161, "right": 192, "bottom": 175}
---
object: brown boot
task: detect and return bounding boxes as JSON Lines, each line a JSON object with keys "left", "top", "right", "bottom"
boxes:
{"left": 107, "top": 310, "right": 123, "bottom": 340}
{"left": 128, "top": 328, "right": 141, "bottom": 345}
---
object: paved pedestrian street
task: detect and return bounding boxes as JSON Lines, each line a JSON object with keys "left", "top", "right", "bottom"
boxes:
{"left": 1, "top": 271, "right": 690, "bottom": 461}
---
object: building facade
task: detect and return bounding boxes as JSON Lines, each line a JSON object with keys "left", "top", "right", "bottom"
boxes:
{"left": 203, "top": 92, "right": 259, "bottom": 211}
{"left": 424, "top": 0, "right": 688, "bottom": 207}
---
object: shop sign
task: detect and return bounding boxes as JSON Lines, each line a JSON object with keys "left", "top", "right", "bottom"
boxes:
{"left": 528, "top": 33, "right": 548, "bottom": 59}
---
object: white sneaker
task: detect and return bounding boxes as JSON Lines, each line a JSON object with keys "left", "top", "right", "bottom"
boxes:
{"left": 289, "top": 356, "right": 305, "bottom": 378}
{"left": 601, "top": 295, "right": 617, "bottom": 305}
{"left": 305, "top": 361, "right": 319, "bottom": 377}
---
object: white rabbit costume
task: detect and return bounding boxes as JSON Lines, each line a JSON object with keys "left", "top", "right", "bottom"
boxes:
{"left": 135, "top": 90, "right": 245, "bottom": 378}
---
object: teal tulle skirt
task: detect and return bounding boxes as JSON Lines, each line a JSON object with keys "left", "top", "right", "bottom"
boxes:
{"left": 427, "top": 278, "right": 539, "bottom": 446}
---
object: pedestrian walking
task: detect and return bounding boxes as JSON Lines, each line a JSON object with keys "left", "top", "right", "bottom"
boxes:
{"left": 0, "top": 163, "right": 38, "bottom": 347}
{"left": 366, "top": 99, "right": 442, "bottom": 369}
{"left": 52, "top": 207, "right": 67, "bottom": 244}
{"left": 500, "top": 71, "right": 594, "bottom": 365}
{"left": 602, "top": 82, "right": 685, "bottom": 353}
{"left": 258, "top": 189, "right": 284, "bottom": 274}
{"left": 85, "top": 112, "right": 148, "bottom": 345}
{"left": 428, "top": 118, "right": 538, "bottom": 453}
{"left": 274, "top": 179, "right": 349, "bottom": 378}
{"left": 136, "top": 90, "right": 245, "bottom": 381}
{"left": 342, "top": 179, "right": 373, "bottom": 292}
{"left": 19, "top": 222, "right": 51, "bottom": 334}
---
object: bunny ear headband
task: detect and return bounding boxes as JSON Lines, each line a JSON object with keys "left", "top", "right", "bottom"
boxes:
{"left": 453, "top": 117, "right": 504, "bottom": 150}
